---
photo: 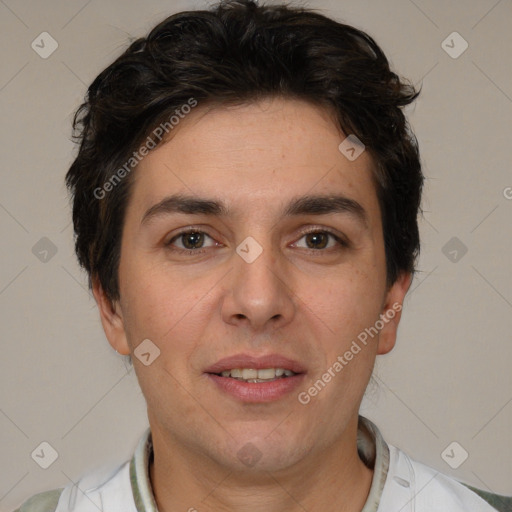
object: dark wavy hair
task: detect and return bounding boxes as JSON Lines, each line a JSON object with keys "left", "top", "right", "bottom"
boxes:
{"left": 65, "top": 0, "right": 423, "bottom": 304}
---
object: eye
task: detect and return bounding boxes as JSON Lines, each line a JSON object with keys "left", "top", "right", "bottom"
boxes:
{"left": 166, "top": 229, "right": 218, "bottom": 252}
{"left": 292, "top": 229, "right": 347, "bottom": 251}
{"left": 164, "top": 227, "right": 348, "bottom": 256}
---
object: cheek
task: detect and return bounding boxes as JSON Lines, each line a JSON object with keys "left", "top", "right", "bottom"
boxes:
{"left": 120, "top": 269, "right": 214, "bottom": 356}
{"left": 307, "top": 265, "right": 384, "bottom": 331}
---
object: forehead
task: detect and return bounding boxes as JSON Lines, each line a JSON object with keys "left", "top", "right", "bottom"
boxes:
{"left": 128, "top": 97, "right": 380, "bottom": 223}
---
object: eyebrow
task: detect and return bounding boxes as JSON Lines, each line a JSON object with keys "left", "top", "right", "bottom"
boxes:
{"left": 140, "top": 193, "right": 368, "bottom": 227}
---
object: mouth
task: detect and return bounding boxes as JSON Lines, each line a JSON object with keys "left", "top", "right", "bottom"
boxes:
{"left": 204, "top": 354, "right": 306, "bottom": 402}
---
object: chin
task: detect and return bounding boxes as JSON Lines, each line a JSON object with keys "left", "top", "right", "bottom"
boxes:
{"left": 213, "top": 427, "right": 311, "bottom": 474}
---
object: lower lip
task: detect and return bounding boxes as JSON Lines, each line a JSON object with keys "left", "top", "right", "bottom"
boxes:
{"left": 207, "top": 373, "right": 305, "bottom": 403}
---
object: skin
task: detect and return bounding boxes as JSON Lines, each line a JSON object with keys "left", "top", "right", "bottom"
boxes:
{"left": 93, "top": 97, "right": 411, "bottom": 512}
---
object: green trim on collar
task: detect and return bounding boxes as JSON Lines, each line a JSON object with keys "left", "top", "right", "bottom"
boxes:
{"left": 130, "top": 454, "right": 146, "bottom": 512}
{"left": 130, "top": 427, "right": 158, "bottom": 512}
{"left": 359, "top": 416, "right": 391, "bottom": 512}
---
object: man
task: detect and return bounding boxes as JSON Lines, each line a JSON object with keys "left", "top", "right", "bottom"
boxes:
{"left": 14, "top": 1, "right": 510, "bottom": 510}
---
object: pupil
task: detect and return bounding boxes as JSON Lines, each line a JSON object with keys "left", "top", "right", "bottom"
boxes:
{"left": 307, "top": 233, "right": 327, "bottom": 249}
{"left": 184, "top": 232, "right": 204, "bottom": 249}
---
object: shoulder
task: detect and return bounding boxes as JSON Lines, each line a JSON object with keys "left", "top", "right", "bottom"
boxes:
{"left": 13, "top": 460, "right": 133, "bottom": 512}
{"left": 383, "top": 444, "right": 509, "bottom": 511}
{"left": 14, "top": 428, "right": 152, "bottom": 512}
{"left": 12, "top": 489, "right": 64, "bottom": 512}
{"left": 462, "top": 484, "right": 512, "bottom": 512}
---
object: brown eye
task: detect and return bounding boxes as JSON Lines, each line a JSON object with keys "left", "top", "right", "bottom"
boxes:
{"left": 167, "top": 230, "right": 216, "bottom": 251}
{"left": 293, "top": 230, "right": 346, "bottom": 251}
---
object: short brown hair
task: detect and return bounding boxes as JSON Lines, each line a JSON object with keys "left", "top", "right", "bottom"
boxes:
{"left": 66, "top": 0, "right": 423, "bottom": 303}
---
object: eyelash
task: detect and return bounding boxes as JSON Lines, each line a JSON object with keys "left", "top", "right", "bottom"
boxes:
{"left": 165, "top": 227, "right": 348, "bottom": 256}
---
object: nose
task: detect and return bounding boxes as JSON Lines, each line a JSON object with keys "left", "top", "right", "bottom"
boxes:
{"left": 221, "top": 238, "right": 296, "bottom": 333}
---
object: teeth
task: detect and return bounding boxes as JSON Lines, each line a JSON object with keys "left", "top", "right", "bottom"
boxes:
{"left": 218, "top": 368, "right": 297, "bottom": 380}
{"left": 256, "top": 368, "right": 276, "bottom": 380}
{"left": 242, "top": 369, "right": 258, "bottom": 379}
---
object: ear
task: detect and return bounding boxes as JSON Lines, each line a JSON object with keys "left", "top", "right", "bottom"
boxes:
{"left": 377, "top": 272, "right": 412, "bottom": 355}
{"left": 92, "top": 276, "right": 131, "bottom": 355}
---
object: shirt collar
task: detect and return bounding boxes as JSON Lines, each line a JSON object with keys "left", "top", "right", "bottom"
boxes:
{"left": 358, "top": 416, "right": 391, "bottom": 512}
{"left": 129, "top": 415, "right": 390, "bottom": 512}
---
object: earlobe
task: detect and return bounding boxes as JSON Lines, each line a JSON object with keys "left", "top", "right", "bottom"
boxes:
{"left": 92, "top": 276, "right": 131, "bottom": 356}
{"left": 377, "top": 272, "right": 412, "bottom": 355}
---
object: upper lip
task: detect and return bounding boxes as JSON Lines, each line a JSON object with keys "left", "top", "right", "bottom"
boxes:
{"left": 205, "top": 353, "right": 306, "bottom": 374}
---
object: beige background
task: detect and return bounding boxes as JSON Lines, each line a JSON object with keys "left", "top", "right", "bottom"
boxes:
{"left": 1, "top": 0, "right": 511, "bottom": 509}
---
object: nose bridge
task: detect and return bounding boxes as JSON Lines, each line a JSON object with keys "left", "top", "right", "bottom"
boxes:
{"left": 237, "top": 237, "right": 280, "bottom": 289}
{"left": 234, "top": 233, "right": 284, "bottom": 300}
{"left": 223, "top": 232, "right": 295, "bottom": 329}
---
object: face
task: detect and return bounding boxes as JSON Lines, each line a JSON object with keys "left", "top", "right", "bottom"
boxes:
{"left": 94, "top": 98, "right": 410, "bottom": 473}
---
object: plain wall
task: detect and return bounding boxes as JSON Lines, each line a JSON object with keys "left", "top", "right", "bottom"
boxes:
{"left": 1, "top": 0, "right": 511, "bottom": 509}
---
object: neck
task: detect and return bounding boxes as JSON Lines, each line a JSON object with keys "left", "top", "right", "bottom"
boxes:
{"left": 149, "top": 419, "right": 374, "bottom": 512}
